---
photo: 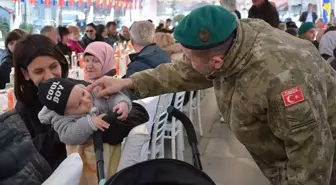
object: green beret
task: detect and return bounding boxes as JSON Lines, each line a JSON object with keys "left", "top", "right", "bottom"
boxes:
{"left": 298, "top": 22, "right": 315, "bottom": 35}
{"left": 174, "top": 5, "right": 237, "bottom": 50}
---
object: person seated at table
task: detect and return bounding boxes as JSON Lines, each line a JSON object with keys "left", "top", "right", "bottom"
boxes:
{"left": 67, "top": 25, "right": 84, "bottom": 54}
{"left": 154, "top": 32, "right": 183, "bottom": 62}
{"left": 0, "top": 115, "right": 52, "bottom": 185}
{"left": 40, "top": 25, "right": 58, "bottom": 44}
{"left": 126, "top": 21, "right": 170, "bottom": 77}
{"left": 37, "top": 78, "right": 132, "bottom": 185}
{"left": 81, "top": 23, "right": 104, "bottom": 49}
{"left": 0, "top": 29, "right": 27, "bottom": 89}
{"left": 83, "top": 41, "right": 152, "bottom": 169}
{"left": 57, "top": 26, "right": 72, "bottom": 57}
{"left": 12, "top": 34, "right": 146, "bottom": 172}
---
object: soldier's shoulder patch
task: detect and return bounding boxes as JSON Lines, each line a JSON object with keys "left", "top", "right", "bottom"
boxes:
{"left": 281, "top": 86, "right": 305, "bottom": 107}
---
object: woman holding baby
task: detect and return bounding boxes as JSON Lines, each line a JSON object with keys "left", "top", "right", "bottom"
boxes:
{"left": 10, "top": 35, "right": 148, "bottom": 184}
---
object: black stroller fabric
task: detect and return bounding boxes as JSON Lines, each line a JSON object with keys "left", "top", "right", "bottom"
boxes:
{"left": 105, "top": 159, "right": 216, "bottom": 185}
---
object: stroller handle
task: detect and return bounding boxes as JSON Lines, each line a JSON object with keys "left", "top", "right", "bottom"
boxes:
{"left": 167, "top": 106, "right": 203, "bottom": 170}
{"left": 93, "top": 112, "right": 118, "bottom": 183}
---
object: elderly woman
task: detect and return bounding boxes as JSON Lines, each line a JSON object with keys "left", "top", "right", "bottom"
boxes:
{"left": 67, "top": 25, "right": 84, "bottom": 54}
{"left": 83, "top": 41, "right": 116, "bottom": 81}
{"left": 154, "top": 32, "right": 183, "bottom": 62}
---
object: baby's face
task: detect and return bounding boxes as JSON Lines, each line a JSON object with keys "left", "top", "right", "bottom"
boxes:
{"left": 65, "top": 85, "right": 93, "bottom": 115}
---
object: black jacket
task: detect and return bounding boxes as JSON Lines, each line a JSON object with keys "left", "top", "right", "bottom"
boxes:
{"left": 0, "top": 110, "right": 52, "bottom": 184}
{"left": 0, "top": 50, "right": 13, "bottom": 89}
{"left": 57, "top": 42, "right": 72, "bottom": 57}
{"left": 248, "top": 0, "right": 280, "bottom": 28}
{"left": 81, "top": 34, "right": 105, "bottom": 49}
{"left": 299, "top": 11, "right": 318, "bottom": 23}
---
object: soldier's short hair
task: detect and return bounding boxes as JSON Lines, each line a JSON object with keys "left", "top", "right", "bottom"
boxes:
{"left": 130, "top": 21, "right": 155, "bottom": 46}
{"left": 40, "top": 25, "right": 55, "bottom": 35}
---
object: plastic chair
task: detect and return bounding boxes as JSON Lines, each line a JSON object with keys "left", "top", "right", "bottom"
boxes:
{"left": 188, "top": 91, "right": 203, "bottom": 136}
{"left": 149, "top": 93, "right": 174, "bottom": 159}
{"left": 164, "top": 92, "right": 186, "bottom": 160}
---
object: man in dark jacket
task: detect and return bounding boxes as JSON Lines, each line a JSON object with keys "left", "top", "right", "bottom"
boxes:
{"left": 125, "top": 21, "right": 170, "bottom": 99}
{"left": 248, "top": 0, "right": 280, "bottom": 28}
{"left": 299, "top": 3, "right": 318, "bottom": 23}
{"left": 0, "top": 110, "right": 52, "bottom": 184}
{"left": 81, "top": 23, "right": 104, "bottom": 49}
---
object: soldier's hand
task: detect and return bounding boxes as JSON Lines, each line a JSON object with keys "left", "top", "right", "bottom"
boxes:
{"left": 87, "top": 76, "right": 134, "bottom": 98}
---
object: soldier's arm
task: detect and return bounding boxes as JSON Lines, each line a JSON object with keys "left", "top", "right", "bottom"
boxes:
{"left": 130, "top": 58, "right": 213, "bottom": 98}
{"left": 267, "top": 69, "right": 334, "bottom": 185}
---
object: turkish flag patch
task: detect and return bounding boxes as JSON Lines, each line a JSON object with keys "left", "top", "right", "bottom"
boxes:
{"left": 281, "top": 86, "right": 305, "bottom": 107}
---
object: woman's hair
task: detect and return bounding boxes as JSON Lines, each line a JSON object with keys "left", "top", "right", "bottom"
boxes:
{"left": 13, "top": 34, "right": 69, "bottom": 105}
{"left": 5, "top": 30, "right": 27, "bottom": 50}
{"left": 57, "top": 26, "right": 70, "bottom": 38}
{"left": 154, "top": 32, "right": 176, "bottom": 49}
{"left": 67, "top": 25, "right": 80, "bottom": 34}
{"left": 96, "top": 24, "right": 106, "bottom": 36}
{"left": 155, "top": 23, "right": 164, "bottom": 32}
{"left": 86, "top": 23, "right": 97, "bottom": 31}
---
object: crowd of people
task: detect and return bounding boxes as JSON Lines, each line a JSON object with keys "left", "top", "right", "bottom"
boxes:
{"left": 2, "top": 0, "right": 336, "bottom": 184}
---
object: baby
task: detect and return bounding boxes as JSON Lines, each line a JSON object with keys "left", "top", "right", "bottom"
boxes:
{"left": 37, "top": 78, "right": 132, "bottom": 185}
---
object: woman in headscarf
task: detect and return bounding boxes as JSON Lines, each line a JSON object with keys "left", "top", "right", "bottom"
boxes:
{"left": 83, "top": 41, "right": 116, "bottom": 81}
{"left": 83, "top": 41, "right": 150, "bottom": 171}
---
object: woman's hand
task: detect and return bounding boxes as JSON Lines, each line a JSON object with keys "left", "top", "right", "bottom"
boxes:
{"left": 92, "top": 114, "right": 110, "bottom": 131}
{"left": 87, "top": 76, "right": 134, "bottom": 98}
{"left": 112, "top": 102, "right": 129, "bottom": 120}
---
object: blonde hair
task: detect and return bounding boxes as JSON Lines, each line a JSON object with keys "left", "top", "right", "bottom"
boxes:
{"left": 154, "top": 32, "right": 176, "bottom": 49}
{"left": 67, "top": 25, "right": 80, "bottom": 34}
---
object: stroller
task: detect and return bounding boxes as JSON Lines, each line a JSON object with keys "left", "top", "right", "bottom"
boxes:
{"left": 93, "top": 106, "right": 216, "bottom": 185}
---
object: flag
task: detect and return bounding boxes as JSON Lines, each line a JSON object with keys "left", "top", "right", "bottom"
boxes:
{"left": 45, "top": 0, "right": 50, "bottom": 5}
{"left": 114, "top": 0, "right": 118, "bottom": 10}
{"left": 58, "top": 0, "right": 64, "bottom": 6}
{"left": 12, "top": 0, "right": 18, "bottom": 2}
{"left": 64, "top": 0, "right": 69, "bottom": 7}
{"left": 83, "top": 0, "right": 87, "bottom": 7}
{"left": 108, "top": 0, "right": 112, "bottom": 9}
{"left": 102, "top": 0, "right": 107, "bottom": 8}
{"left": 128, "top": 0, "right": 133, "bottom": 9}
{"left": 69, "top": 0, "right": 74, "bottom": 7}
{"left": 78, "top": 0, "right": 83, "bottom": 7}
{"left": 20, "top": 0, "right": 25, "bottom": 2}
{"left": 119, "top": 0, "right": 122, "bottom": 9}
{"left": 52, "top": 0, "right": 56, "bottom": 6}
{"left": 95, "top": 0, "right": 99, "bottom": 8}
{"left": 39, "top": 0, "right": 43, "bottom": 4}
{"left": 123, "top": 0, "right": 127, "bottom": 8}
{"left": 323, "top": 0, "right": 331, "bottom": 24}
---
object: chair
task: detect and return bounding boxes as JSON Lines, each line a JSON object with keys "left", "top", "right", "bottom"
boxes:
{"left": 164, "top": 92, "right": 186, "bottom": 160}
{"left": 149, "top": 93, "right": 174, "bottom": 159}
{"left": 188, "top": 91, "right": 203, "bottom": 136}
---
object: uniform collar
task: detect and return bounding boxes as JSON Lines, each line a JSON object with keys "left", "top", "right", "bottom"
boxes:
{"left": 205, "top": 21, "right": 258, "bottom": 80}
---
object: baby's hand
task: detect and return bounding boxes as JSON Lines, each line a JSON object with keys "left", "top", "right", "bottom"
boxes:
{"left": 112, "top": 102, "right": 129, "bottom": 120}
{"left": 92, "top": 114, "right": 110, "bottom": 131}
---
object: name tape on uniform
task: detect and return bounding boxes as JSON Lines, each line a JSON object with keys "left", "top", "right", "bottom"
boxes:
{"left": 281, "top": 86, "right": 304, "bottom": 107}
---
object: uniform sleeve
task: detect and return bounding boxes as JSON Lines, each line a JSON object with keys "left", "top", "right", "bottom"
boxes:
{"left": 267, "top": 69, "right": 334, "bottom": 185}
{"left": 38, "top": 107, "right": 94, "bottom": 145}
{"left": 130, "top": 58, "right": 213, "bottom": 99}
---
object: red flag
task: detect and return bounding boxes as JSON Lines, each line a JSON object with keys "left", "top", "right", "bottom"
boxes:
{"left": 95, "top": 0, "right": 99, "bottom": 8}
{"left": 128, "top": 0, "right": 132, "bottom": 9}
{"left": 58, "top": 0, "right": 63, "bottom": 6}
{"left": 102, "top": 0, "right": 106, "bottom": 8}
{"left": 87, "top": 0, "right": 91, "bottom": 7}
{"left": 12, "top": 0, "right": 18, "bottom": 2}
{"left": 108, "top": 0, "right": 112, "bottom": 9}
{"left": 78, "top": 0, "right": 83, "bottom": 7}
{"left": 123, "top": 0, "right": 127, "bottom": 8}
{"left": 114, "top": 0, "right": 118, "bottom": 9}
{"left": 29, "top": 0, "right": 37, "bottom": 4}
{"left": 69, "top": 0, "right": 74, "bottom": 7}
{"left": 45, "top": 0, "right": 50, "bottom": 5}
{"left": 281, "top": 86, "right": 305, "bottom": 107}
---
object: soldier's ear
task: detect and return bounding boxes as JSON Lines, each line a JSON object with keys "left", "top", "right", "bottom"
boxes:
{"left": 211, "top": 55, "right": 224, "bottom": 69}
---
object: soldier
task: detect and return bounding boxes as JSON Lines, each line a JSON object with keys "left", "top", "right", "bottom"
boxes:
{"left": 89, "top": 5, "right": 336, "bottom": 185}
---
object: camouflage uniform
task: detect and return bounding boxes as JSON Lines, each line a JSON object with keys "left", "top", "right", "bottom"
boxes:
{"left": 130, "top": 19, "right": 336, "bottom": 185}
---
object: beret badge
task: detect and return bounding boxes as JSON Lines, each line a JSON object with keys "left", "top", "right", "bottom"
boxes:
{"left": 198, "top": 28, "right": 210, "bottom": 44}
